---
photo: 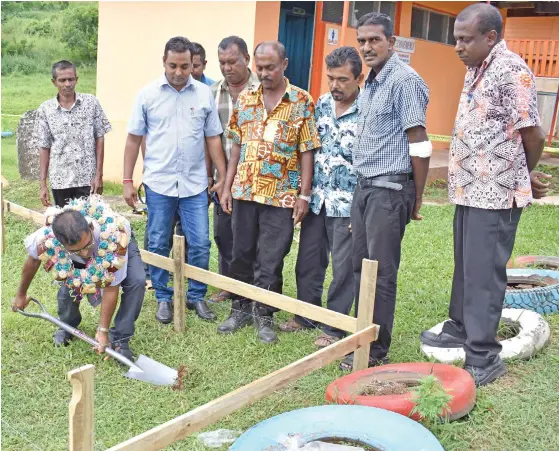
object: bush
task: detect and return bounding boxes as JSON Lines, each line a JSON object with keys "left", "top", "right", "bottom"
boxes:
{"left": 61, "top": 5, "right": 98, "bottom": 64}
{"left": 26, "top": 19, "right": 53, "bottom": 36}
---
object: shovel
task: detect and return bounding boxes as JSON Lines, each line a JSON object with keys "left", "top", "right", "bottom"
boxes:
{"left": 16, "top": 298, "right": 178, "bottom": 386}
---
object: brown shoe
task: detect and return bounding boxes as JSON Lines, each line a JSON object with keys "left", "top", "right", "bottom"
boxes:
{"left": 208, "top": 291, "right": 231, "bottom": 303}
{"left": 279, "top": 318, "right": 308, "bottom": 332}
{"left": 314, "top": 332, "right": 340, "bottom": 348}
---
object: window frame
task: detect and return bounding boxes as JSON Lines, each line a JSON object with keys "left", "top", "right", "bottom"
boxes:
{"left": 348, "top": 1, "right": 397, "bottom": 29}
{"left": 410, "top": 4, "right": 457, "bottom": 46}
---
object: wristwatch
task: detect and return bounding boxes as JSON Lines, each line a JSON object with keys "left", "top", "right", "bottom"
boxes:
{"left": 97, "top": 326, "right": 110, "bottom": 333}
{"left": 299, "top": 195, "right": 311, "bottom": 202}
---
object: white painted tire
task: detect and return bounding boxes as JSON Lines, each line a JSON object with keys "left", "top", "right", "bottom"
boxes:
{"left": 421, "top": 309, "right": 550, "bottom": 363}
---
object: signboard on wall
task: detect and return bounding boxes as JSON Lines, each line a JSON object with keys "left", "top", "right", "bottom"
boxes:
{"left": 327, "top": 28, "right": 338, "bottom": 46}
{"left": 394, "top": 36, "right": 415, "bottom": 54}
{"left": 397, "top": 52, "right": 411, "bottom": 65}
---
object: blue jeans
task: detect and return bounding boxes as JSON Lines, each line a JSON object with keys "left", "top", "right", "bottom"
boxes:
{"left": 145, "top": 185, "right": 210, "bottom": 303}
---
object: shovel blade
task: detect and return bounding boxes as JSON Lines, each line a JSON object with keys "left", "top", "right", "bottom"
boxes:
{"left": 124, "top": 354, "right": 179, "bottom": 386}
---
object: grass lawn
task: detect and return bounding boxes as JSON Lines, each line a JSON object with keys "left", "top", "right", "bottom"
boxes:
{"left": 2, "top": 73, "right": 559, "bottom": 450}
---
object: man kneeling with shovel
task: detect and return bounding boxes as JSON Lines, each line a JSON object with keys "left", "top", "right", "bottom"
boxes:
{"left": 11, "top": 196, "right": 145, "bottom": 361}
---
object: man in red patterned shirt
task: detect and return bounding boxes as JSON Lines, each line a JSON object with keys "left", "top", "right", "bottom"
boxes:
{"left": 419, "top": 3, "right": 551, "bottom": 386}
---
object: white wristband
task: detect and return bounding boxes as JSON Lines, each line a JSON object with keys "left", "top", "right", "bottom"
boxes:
{"left": 409, "top": 140, "right": 432, "bottom": 158}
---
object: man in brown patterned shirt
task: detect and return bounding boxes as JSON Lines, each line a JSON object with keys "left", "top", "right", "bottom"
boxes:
{"left": 419, "top": 4, "right": 550, "bottom": 386}
{"left": 35, "top": 60, "right": 111, "bottom": 208}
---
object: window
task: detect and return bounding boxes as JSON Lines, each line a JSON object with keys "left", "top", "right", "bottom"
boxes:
{"left": 349, "top": 1, "right": 396, "bottom": 28}
{"left": 322, "top": 1, "right": 344, "bottom": 24}
{"left": 411, "top": 6, "right": 455, "bottom": 45}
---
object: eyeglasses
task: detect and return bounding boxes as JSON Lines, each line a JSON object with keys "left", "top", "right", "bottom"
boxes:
{"left": 65, "top": 231, "right": 95, "bottom": 256}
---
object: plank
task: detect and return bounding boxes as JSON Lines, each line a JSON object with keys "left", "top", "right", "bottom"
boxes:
{"left": 107, "top": 325, "right": 378, "bottom": 451}
{"left": 4, "top": 200, "right": 45, "bottom": 225}
{"left": 172, "top": 235, "right": 186, "bottom": 333}
{"left": 182, "top": 262, "right": 358, "bottom": 333}
{"left": 68, "top": 364, "right": 95, "bottom": 451}
{"left": 139, "top": 249, "right": 174, "bottom": 272}
{"left": 353, "top": 259, "right": 379, "bottom": 371}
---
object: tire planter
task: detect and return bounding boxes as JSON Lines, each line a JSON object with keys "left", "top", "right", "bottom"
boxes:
{"left": 505, "top": 269, "right": 559, "bottom": 314}
{"left": 230, "top": 405, "right": 443, "bottom": 451}
{"left": 508, "top": 255, "right": 559, "bottom": 270}
{"left": 324, "top": 362, "right": 475, "bottom": 422}
{"left": 421, "top": 308, "right": 550, "bottom": 363}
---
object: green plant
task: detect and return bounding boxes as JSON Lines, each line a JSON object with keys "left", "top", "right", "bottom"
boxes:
{"left": 410, "top": 374, "right": 452, "bottom": 425}
{"left": 61, "top": 4, "right": 98, "bottom": 63}
{"left": 25, "top": 19, "right": 53, "bottom": 36}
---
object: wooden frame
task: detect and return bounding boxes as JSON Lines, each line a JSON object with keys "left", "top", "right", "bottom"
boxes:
{"left": 2, "top": 200, "right": 379, "bottom": 450}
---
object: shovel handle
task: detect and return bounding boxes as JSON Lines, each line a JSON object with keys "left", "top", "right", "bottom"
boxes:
{"left": 15, "top": 297, "right": 50, "bottom": 319}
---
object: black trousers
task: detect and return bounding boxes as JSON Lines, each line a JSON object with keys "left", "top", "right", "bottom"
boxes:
{"left": 442, "top": 205, "right": 522, "bottom": 368}
{"left": 52, "top": 185, "right": 91, "bottom": 208}
{"left": 229, "top": 200, "right": 294, "bottom": 316}
{"left": 351, "top": 180, "right": 415, "bottom": 359}
{"left": 213, "top": 202, "right": 233, "bottom": 277}
{"left": 294, "top": 207, "right": 354, "bottom": 337}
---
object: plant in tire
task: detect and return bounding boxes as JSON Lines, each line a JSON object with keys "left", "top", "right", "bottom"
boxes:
{"left": 410, "top": 375, "right": 452, "bottom": 426}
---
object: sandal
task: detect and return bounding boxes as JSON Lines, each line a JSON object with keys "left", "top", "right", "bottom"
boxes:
{"left": 339, "top": 353, "right": 390, "bottom": 371}
{"left": 314, "top": 332, "right": 340, "bottom": 348}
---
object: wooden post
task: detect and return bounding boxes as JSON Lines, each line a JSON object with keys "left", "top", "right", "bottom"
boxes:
{"left": 1, "top": 181, "right": 5, "bottom": 254}
{"left": 68, "top": 364, "right": 95, "bottom": 451}
{"left": 353, "top": 259, "right": 378, "bottom": 372}
{"left": 173, "top": 234, "right": 186, "bottom": 333}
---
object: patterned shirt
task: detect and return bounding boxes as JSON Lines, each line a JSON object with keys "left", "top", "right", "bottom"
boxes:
{"left": 210, "top": 71, "right": 260, "bottom": 179}
{"left": 225, "top": 78, "right": 321, "bottom": 208}
{"left": 34, "top": 93, "right": 112, "bottom": 190}
{"left": 310, "top": 92, "right": 360, "bottom": 217}
{"left": 449, "top": 41, "right": 541, "bottom": 210}
{"left": 354, "top": 53, "right": 429, "bottom": 178}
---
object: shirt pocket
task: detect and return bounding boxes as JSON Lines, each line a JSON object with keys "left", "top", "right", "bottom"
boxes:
{"left": 372, "top": 106, "right": 394, "bottom": 135}
{"left": 185, "top": 108, "right": 207, "bottom": 137}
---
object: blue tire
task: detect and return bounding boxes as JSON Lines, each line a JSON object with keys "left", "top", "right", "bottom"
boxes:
{"left": 231, "top": 405, "right": 444, "bottom": 451}
{"left": 505, "top": 269, "right": 559, "bottom": 314}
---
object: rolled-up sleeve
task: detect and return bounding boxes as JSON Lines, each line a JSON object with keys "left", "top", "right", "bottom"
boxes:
{"left": 204, "top": 90, "right": 224, "bottom": 137}
{"left": 127, "top": 91, "right": 147, "bottom": 136}
{"left": 395, "top": 75, "right": 429, "bottom": 131}
{"left": 34, "top": 106, "right": 53, "bottom": 149}
{"left": 225, "top": 98, "right": 241, "bottom": 145}
{"left": 24, "top": 228, "right": 47, "bottom": 260}
{"left": 93, "top": 98, "right": 112, "bottom": 138}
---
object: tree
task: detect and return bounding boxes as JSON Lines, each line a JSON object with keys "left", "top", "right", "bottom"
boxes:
{"left": 61, "top": 4, "right": 98, "bottom": 63}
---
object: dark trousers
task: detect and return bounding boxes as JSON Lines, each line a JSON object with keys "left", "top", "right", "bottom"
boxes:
{"left": 295, "top": 207, "right": 354, "bottom": 337}
{"left": 143, "top": 214, "right": 188, "bottom": 279}
{"left": 213, "top": 202, "right": 233, "bottom": 277}
{"left": 351, "top": 180, "right": 415, "bottom": 359}
{"left": 442, "top": 205, "right": 522, "bottom": 368}
{"left": 57, "top": 237, "right": 145, "bottom": 345}
{"left": 52, "top": 185, "right": 91, "bottom": 208}
{"left": 229, "top": 200, "right": 294, "bottom": 316}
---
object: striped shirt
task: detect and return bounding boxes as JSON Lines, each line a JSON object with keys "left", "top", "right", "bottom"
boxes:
{"left": 210, "top": 71, "right": 260, "bottom": 179}
{"left": 353, "top": 53, "right": 429, "bottom": 178}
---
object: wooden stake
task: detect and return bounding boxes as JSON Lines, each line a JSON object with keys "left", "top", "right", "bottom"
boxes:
{"left": 107, "top": 325, "right": 378, "bottom": 451}
{"left": 1, "top": 181, "right": 5, "bottom": 254}
{"left": 353, "top": 259, "right": 378, "bottom": 372}
{"left": 68, "top": 364, "right": 95, "bottom": 451}
{"left": 173, "top": 234, "right": 186, "bottom": 333}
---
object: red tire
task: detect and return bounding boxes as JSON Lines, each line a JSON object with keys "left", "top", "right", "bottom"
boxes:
{"left": 508, "top": 255, "right": 559, "bottom": 269}
{"left": 325, "top": 362, "right": 476, "bottom": 421}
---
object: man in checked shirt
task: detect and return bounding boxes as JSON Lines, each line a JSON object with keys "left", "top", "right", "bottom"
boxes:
{"left": 339, "top": 12, "right": 432, "bottom": 371}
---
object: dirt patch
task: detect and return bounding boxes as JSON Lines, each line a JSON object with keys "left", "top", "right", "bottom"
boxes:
{"left": 359, "top": 379, "right": 410, "bottom": 396}
{"left": 320, "top": 438, "right": 380, "bottom": 450}
{"left": 497, "top": 318, "right": 520, "bottom": 341}
{"left": 506, "top": 274, "right": 558, "bottom": 291}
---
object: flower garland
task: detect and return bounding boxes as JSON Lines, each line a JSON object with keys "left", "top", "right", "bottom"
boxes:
{"left": 36, "top": 196, "right": 129, "bottom": 297}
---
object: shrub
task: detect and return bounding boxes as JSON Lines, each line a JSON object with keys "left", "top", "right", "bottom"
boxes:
{"left": 61, "top": 5, "right": 98, "bottom": 64}
{"left": 26, "top": 19, "right": 53, "bottom": 36}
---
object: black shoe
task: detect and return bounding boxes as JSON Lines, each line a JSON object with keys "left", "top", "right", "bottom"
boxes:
{"left": 339, "top": 352, "right": 389, "bottom": 371}
{"left": 53, "top": 329, "right": 73, "bottom": 347}
{"left": 187, "top": 300, "right": 216, "bottom": 322}
{"left": 419, "top": 330, "right": 465, "bottom": 348}
{"left": 254, "top": 315, "right": 277, "bottom": 343}
{"left": 112, "top": 342, "right": 134, "bottom": 363}
{"left": 465, "top": 356, "right": 507, "bottom": 387}
{"left": 155, "top": 301, "right": 173, "bottom": 324}
{"left": 217, "top": 301, "right": 253, "bottom": 333}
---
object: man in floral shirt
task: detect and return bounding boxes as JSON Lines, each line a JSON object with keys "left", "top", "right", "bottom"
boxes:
{"left": 419, "top": 4, "right": 549, "bottom": 386}
{"left": 219, "top": 41, "right": 321, "bottom": 343}
{"left": 279, "top": 47, "right": 362, "bottom": 348}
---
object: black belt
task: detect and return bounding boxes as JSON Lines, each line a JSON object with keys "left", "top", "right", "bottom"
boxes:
{"left": 358, "top": 173, "right": 413, "bottom": 191}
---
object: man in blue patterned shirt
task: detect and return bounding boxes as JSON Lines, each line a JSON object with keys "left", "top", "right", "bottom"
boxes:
{"left": 279, "top": 47, "right": 363, "bottom": 347}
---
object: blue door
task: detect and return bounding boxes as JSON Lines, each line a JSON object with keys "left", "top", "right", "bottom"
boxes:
{"left": 278, "top": 2, "right": 315, "bottom": 90}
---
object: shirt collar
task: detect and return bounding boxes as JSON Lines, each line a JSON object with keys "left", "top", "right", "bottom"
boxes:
{"left": 56, "top": 92, "right": 82, "bottom": 110}
{"left": 159, "top": 73, "right": 193, "bottom": 92}
{"left": 365, "top": 52, "right": 399, "bottom": 86}
{"left": 219, "top": 69, "right": 260, "bottom": 92}
{"left": 327, "top": 89, "right": 361, "bottom": 118}
{"left": 256, "top": 77, "right": 291, "bottom": 101}
{"left": 469, "top": 40, "right": 507, "bottom": 78}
